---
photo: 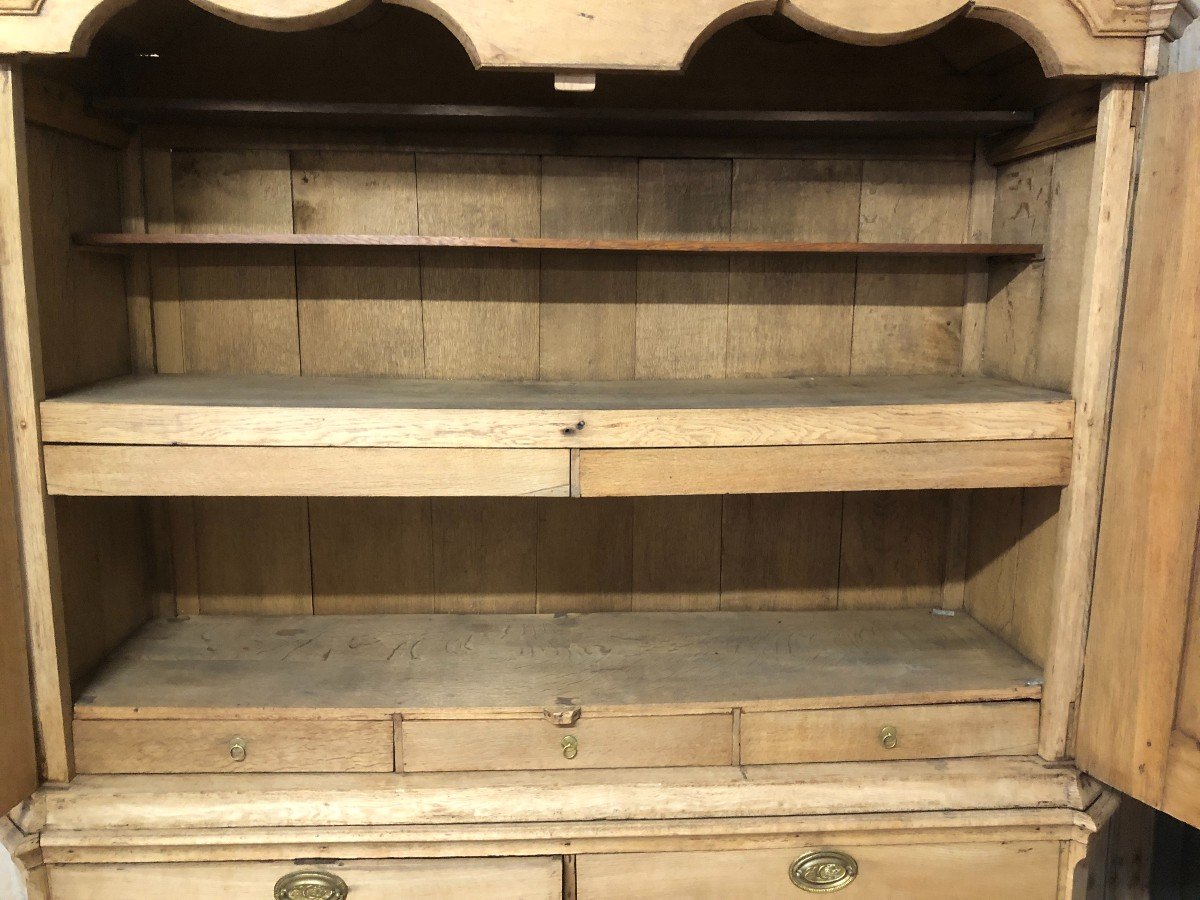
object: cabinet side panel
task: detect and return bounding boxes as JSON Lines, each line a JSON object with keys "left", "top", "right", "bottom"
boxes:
{"left": 966, "top": 133, "right": 1097, "bottom": 669}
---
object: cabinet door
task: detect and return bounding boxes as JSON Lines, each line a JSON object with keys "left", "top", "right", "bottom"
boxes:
{"left": 0, "top": 372, "right": 37, "bottom": 813}
{"left": 1075, "top": 69, "right": 1200, "bottom": 828}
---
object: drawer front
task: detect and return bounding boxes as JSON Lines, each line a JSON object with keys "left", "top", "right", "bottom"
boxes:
{"left": 49, "top": 858, "right": 562, "bottom": 900}
{"left": 400, "top": 714, "right": 733, "bottom": 772}
{"left": 576, "top": 842, "right": 1058, "bottom": 899}
{"left": 741, "top": 702, "right": 1039, "bottom": 764}
{"left": 73, "top": 718, "right": 394, "bottom": 774}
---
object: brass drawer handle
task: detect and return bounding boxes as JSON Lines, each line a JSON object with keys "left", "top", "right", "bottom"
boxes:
{"left": 879, "top": 725, "right": 898, "bottom": 750}
{"left": 274, "top": 870, "right": 349, "bottom": 900}
{"left": 789, "top": 851, "right": 858, "bottom": 893}
{"left": 229, "top": 737, "right": 248, "bottom": 762}
{"left": 561, "top": 734, "right": 579, "bottom": 759}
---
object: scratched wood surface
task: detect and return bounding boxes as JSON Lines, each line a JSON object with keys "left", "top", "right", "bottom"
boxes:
{"left": 74, "top": 610, "right": 1042, "bottom": 719}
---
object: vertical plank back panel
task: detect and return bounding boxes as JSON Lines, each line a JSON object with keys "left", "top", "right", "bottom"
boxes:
{"left": 167, "top": 150, "right": 311, "bottom": 615}
{"left": 727, "top": 158, "right": 860, "bottom": 377}
{"left": 416, "top": 153, "right": 540, "bottom": 380}
{"left": 853, "top": 159, "right": 972, "bottom": 375}
{"left": 632, "top": 497, "right": 722, "bottom": 611}
{"left": 720, "top": 493, "right": 840, "bottom": 611}
{"left": 290, "top": 151, "right": 431, "bottom": 616}
{"left": 635, "top": 159, "right": 730, "bottom": 379}
{"left": 539, "top": 156, "right": 637, "bottom": 380}
{"left": 172, "top": 151, "right": 299, "bottom": 375}
{"left": 838, "top": 492, "right": 952, "bottom": 610}
{"left": 292, "top": 151, "right": 423, "bottom": 377}
{"left": 137, "top": 147, "right": 1018, "bottom": 619}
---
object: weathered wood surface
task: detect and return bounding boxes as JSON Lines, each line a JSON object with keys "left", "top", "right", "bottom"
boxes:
{"left": 0, "top": 0, "right": 1161, "bottom": 76}
{"left": 29, "top": 757, "right": 1098, "bottom": 835}
{"left": 73, "top": 610, "right": 1041, "bottom": 719}
{"left": 41, "top": 373, "right": 1074, "bottom": 448}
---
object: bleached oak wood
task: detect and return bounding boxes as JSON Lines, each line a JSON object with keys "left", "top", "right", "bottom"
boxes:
{"left": 74, "top": 719, "right": 395, "bottom": 774}
{"left": 40, "top": 373, "right": 1075, "bottom": 448}
{"left": 72, "top": 611, "right": 1041, "bottom": 721}
{"left": 1040, "top": 81, "right": 1139, "bottom": 761}
{"left": 32, "top": 808, "right": 1101, "bottom": 865}
{"left": 1075, "top": 72, "right": 1200, "bottom": 828}
{"left": 0, "top": 311, "right": 37, "bottom": 814}
{"left": 48, "top": 857, "right": 563, "bottom": 900}
{"left": 0, "top": 62, "right": 72, "bottom": 783}
{"left": 577, "top": 840, "right": 1060, "bottom": 899}
{"left": 577, "top": 440, "right": 1072, "bottom": 497}
{"left": 31, "top": 758, "right": 1097, "bottom": 833}
{"left": 400, "top": 714, "right": 733, "bottom": 772}
{"left": 740, "top": 701, "right": 1039, "bottom": 764}
{"left": 1162, "top": 732, "right": 1200, "bottom": 826}
{"left": 0, "top": 0, "right": 1159, "bottom": 77}
{"left": 43, "top": 445, "right": 571, "bottom": 497}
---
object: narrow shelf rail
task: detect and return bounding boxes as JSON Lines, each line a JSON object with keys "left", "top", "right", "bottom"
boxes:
{"left": 74, "top": 232, "right": 1043, "bottom": 256}
{"left": 92, "top": 98, "right": 1036, "bottom": 138}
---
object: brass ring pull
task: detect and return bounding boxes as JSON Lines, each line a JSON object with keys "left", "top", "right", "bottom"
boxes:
{"left": 274, "top": 870, "right": 349, "bottom": 900}
{"left": 229, "top": 737, "right": 248, "bottom": 762}
{"left": 789, "top": 851, "right": 858, "bottom": 893}
{"left": 879, "top": 725, "right": 898, "bottom": 750}
{"left": 561, "top": 734, "right": 579, "bottom": 759}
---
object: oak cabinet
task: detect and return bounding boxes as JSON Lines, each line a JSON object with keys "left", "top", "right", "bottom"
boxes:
{"left": 1, "top": 2, "right": 1198, "bottom": 897}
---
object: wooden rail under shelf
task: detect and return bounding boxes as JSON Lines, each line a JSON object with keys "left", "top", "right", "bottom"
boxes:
{"left": 39, "top": 374, "right": 1074, "bottom": 497}
{"left": 72, "top": 232, "right": 1043, "bottom": 256}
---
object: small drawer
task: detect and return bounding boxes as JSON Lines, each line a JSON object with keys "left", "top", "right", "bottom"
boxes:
{"left": 73, "top": 718, "right": 395, "bottom": 773}
{"left": 400, "top": 713, "right": 733, "bottom": 772}
{"left": 49, "top": 857, "right": 563, "bottom": 900}
{"left": 577, "top": 842, "right": 1058, "bottom": 898}
{"left": 740, "top": 702, "right": 1039, "bottom": 764}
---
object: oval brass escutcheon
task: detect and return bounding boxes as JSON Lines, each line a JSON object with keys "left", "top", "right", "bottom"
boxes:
{"left": 561, "top": 734, "right": 579, "bottom": 760}
{"left": 789, "top": 850, "right": 859, "bottom": 893}
{"left": 273, "top": 870, "right": 349, "bottom": 900}
{"left": 879, "top": 725, "right": 898, "bottom": 750}
{"left": 228, "top": 737, "right": 248, "bottom": 762}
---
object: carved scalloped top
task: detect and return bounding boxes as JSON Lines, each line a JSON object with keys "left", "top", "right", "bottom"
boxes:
{"left": 0, "top": 0, "right": 1194, "bottom": 75}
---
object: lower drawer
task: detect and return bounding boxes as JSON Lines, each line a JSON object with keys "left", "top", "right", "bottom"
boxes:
{"left": 740, "top": 702, "right": 1040, "bottom": 764}
{"left": 576, "top": 842, "right": 1058, "bottom": 899}
{"left": 399, "top": 713, "right": 733, "bottom": 771}
{"left": 73, "top": 718, "right": 395, "bottom": 774}
{"left": 48, "top": 858, "right": 562, "bottom": 899}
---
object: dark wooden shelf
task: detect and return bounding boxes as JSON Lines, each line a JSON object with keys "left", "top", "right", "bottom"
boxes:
{"left": 74, "top": 232, "right": 1042, "bottom": 257}
{"left": 93, "top": 98, "right": 1035, "bottom": 138}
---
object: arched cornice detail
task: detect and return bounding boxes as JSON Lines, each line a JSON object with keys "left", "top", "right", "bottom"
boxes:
{"left": 777, "top": 0, "right": 971, "bottom": 47}
{"left": 0, "top": 0, "right": 1184, "bottom": 77}
{"left": 189, "top": 0, "right": 372, "bottom": 32}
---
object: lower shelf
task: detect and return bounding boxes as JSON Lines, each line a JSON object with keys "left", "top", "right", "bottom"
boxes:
{"left": 72, "top": 609, "right": 1042, "bottom": 775}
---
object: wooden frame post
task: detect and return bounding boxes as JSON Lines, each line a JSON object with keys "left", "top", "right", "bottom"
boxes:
{"left": 1039, "top": 79, "right": 1139, "bottom": 760}
{"left": 0, "top": 61, "right": 74, "bottom": 782}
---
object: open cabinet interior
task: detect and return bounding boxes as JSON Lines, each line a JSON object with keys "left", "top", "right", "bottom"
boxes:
{"left": 19, "top": 0, "right": 1110, "bottom": 781}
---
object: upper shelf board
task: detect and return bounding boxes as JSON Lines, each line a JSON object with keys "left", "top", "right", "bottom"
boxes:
{"left": 74, "top": 233, "right": 1043, "bottom": 256}
{"left": 41, "top": 374, "right": 1074, "bottom": 450}
{"left": 92, "top": 99, "right": 1036, "bottom": 138}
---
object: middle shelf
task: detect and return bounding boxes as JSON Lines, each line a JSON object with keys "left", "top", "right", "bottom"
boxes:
{"left": 41, "top": 373, "right": 1074, "bottom": 497}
